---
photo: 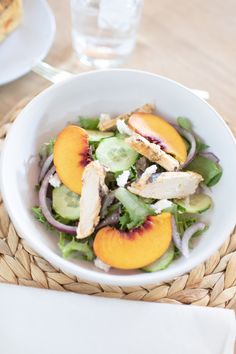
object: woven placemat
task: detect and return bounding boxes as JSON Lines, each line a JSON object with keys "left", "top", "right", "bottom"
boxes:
{"left": 0, "top": 96, "right": 236, "bottom": 308}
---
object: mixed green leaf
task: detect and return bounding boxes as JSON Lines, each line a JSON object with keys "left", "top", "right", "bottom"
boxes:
{"left": 78, "top": 116, "right": 99, "bottom": 130}
{"left": 58, "top": 233, "right": 94, "bottom": 260}
{"left": 187, "top": 155, "right": 222, "bottom": 187}
{"left": 115, "top": 188, "right": 155, "bottom": 230}
{"left": 177, "top": 116, "right": 222, "bottom": 186}
{"left": 39, "top": 138, "right": 55, "bottom": 159}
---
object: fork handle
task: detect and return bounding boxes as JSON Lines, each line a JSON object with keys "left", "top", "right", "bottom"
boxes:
{"left": 32, "top": 61, "right": 73, "bottom": 83}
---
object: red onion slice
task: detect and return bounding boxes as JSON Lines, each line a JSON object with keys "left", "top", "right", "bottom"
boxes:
{"left": 175, "top": 126, "right": 196, "bottom": 169}
{"left": 171, "top": 216, "right": 182, "bottom": 252}
{"left": 182, "top": 222, "right": 205, "bottom": 258}
{"left": 200, "top": 152, "right": 220, "bottom": 164}
{"left": 39, "top": 154, "right": 53, "bottom": 183}
{"left": 39, "top": 166, "right": 77, "bottom": 235}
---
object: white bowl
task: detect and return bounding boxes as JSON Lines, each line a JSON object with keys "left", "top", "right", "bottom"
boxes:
{"left": 1, "top": 69, "right": 236, "bottom": 286}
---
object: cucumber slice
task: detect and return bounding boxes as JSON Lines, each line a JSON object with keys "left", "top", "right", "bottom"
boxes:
{"left": 175, "top": 193, "right": 212, "bottom": 213}
{"left": 96, "top": 137, "right": 138, "bottom": 172}
{"left": 52, "top": 185, "right": 80, "bottom": 220}
{"left": 86, "top": 130, "right": 114, "bottom": 142}
{"left": 142, "top": 244, "right": 175, "bottom": 272}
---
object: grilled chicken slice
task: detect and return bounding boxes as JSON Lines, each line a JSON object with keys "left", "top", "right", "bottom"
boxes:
{"left": 98, "top": 103, "right": 154, "bottom": 131}
{"left": 76, "top": 161, "right": 108, "bottom": 239}
{"left": 128, "top": 171, "right": 203, "bottom": 199}
{"left": 126, "top": 134, "right": 179, "bottom": 172}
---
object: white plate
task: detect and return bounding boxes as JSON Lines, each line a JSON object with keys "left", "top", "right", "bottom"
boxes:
{"left": 1, "top": 70, "right": 236, "bottom": 286}
{"left": 0, "top": 0, "right": 55, "bottom": 85}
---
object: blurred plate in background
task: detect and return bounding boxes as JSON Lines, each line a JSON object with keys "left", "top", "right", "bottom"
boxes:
{"left": 0, "top": 0, "right": 55, "bottom": 85}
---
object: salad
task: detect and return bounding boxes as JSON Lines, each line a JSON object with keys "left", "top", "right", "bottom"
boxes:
{"left": 32, "top": 104, "right": 222, "bottom": 273}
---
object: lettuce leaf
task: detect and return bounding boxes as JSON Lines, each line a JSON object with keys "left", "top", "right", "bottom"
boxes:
{"left": 39, "top": 138, "right": 55, "bottom": 159}
{"left": 78, "top": 117, "right": 99, "bottom": 130}
{"left": 115, "top": 188, "right": 155, "bottom": 230}
{"left": 177, "top": 117, "right": 192, "bottom": 131}
{"left": 177, "top": 117, "right": 209, "bottom": 151}
{"left": 187, "top": 155, "right": 222, "bottom": 186}
{"left": 31, "top": 206, "right": 54, "bottom": 231}
{"left": 195, "top": 137, "right": 209, "bottom": 152}
{"left": 58, "top": 233, "right": 94, "bottom": 261}
{"left": 163, "top": 203, "right": 197, "bottom": 236}
{"left": 119, "top": 210, "right": 131, "bottom": 230}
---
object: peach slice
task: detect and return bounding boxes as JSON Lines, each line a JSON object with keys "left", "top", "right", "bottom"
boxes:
{"left": 93, "top": 213, "right": 172, "bottom": 269}
{"left": 53, "top": 125, "right": 90, "bottom": 195}
{"left": 128, "top": 113, "right": 187, "bottom": 163}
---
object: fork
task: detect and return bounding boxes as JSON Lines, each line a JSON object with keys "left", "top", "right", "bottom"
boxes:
{"left": 32, "top": 61, "right": 210, "bottom": 100}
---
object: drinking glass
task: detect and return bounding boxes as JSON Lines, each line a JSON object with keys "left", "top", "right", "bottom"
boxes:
{"left": 70, "top": 0, "right": 143, "bottom": 68}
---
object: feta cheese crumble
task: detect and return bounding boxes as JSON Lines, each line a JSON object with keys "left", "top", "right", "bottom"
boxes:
{"left": 98, "top": 113, "right": 113, "bottom": 130}
{"left": 49, "top": 173, "right": 61, "bottom": 188}
{"left": 151, "top": 199, "right": 173, "bottom": 214}
{"left": 116, "top": 119, "right": 133, "bottom": 136}
{"left": 116, "top": 170, "right": 130, "bottom": 187}
{"left": 100, "top": 113, "right": 111, "bottom": 124}
{"left": 94, "top": 258, "right": 111, "bottom": 272}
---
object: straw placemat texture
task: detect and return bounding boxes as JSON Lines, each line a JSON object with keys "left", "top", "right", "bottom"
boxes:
{"left": 0, "top": 96, "right": 236, "bottom": 308}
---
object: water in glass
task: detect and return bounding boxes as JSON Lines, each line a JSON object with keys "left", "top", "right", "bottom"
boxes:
{"left": 70, "top": 0, "right": 143, "bottom": 68}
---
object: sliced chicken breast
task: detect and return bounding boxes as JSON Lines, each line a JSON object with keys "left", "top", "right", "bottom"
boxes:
{"left": 76, "top": 161, "right": 108, "bottom": 239}
{"left": 98, "top": 103, "right": 154, "bottom": 131}
{"left": 128, "top": 171, "right": 203, "bottom": 199}
{"left": 125, "top": 134, "right": 179, "bottom": 172}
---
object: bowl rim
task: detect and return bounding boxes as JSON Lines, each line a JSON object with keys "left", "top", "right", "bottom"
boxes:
{"left": 1, "top": 68, "right": 236, "bottom": 286}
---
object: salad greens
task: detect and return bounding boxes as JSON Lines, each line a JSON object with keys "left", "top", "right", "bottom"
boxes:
{"left": 32, "top": 206, "right": 49, "bottom": 225}
{"left": 32, "top": 106, "right": 223, "bottom": 273}
{"left": 177, "top": 117, "right": 209, "bottom": 152}
{"left": 78, "top": 116, "right": 99, "bottom": 130}
{"left": 58, "top": 233, "right": 94, "bottom": 260}
{"left": 32, "top": 208, "right": 94, "bottom": 259}
{"left": 163, "top": 203, "right": 198, "bottom": 236}
{"left": 195, "top": 138, "right": 209, "bottom": 153}
{"left": 115, "top": 188, "right": 155, "bottom": 230}
{"left": 177, "top": 117, "right": 192, "bottom": 131}
{"left": 177, "top": 117, "right": 221, "bottom": 186}
{"left": 187, "top": 155, "right": 222, "bottom": 187}
{"left": 39, "top": 138, "right": 55, "bottom": 159}
{"left": 128, "top": 165, "right": 139, "bottom": 182}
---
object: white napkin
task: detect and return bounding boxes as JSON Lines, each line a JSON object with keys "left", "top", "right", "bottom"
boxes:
{"left": 0, "top": 284, "right": 235, "bottom": 354}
